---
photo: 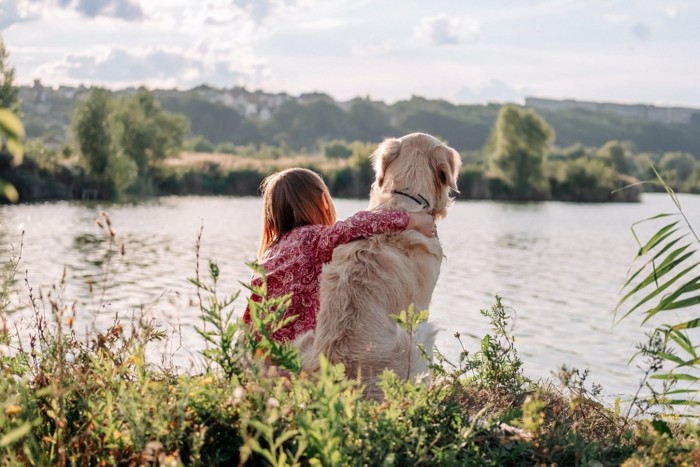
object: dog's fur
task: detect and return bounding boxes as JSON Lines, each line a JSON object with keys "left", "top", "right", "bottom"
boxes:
{"left": 295, "top": 133, "right": 461, "bottom": 399}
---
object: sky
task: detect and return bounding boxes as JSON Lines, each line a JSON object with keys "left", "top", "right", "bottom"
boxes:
{"left": 1, "top": 0, "right": 699, "bottom": 108}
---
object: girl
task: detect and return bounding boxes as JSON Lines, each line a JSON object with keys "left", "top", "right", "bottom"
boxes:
{"left": 244, "top": 167, "right": 435, "bottom": 342}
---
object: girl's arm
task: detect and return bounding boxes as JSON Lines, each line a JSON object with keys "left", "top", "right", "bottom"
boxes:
{"left": 315, "top": 210, "right": 433, "bottom": 262}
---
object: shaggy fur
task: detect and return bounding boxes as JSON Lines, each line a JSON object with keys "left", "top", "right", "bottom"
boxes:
{"left": 295, "top": 133, "right": 461, "bottom": 399}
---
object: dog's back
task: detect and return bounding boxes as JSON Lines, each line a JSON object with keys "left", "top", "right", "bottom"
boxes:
{"left": 296, "top": 133, "right": 461, "bottom": 399}
{"left": 300, "top": 228, "right": 442, "bottom": 398}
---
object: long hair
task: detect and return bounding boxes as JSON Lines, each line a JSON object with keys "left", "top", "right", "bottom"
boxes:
{"left": 258, "top": 168, "right": 336, "bottom": 257}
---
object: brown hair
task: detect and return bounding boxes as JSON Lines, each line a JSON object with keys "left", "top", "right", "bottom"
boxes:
{"left": 258, "top": 168, "right": 336, "bottom": 257}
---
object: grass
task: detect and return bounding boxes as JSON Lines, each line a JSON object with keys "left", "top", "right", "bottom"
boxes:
{"left": 1, "top": 214, "right": 700, "bottom": 465}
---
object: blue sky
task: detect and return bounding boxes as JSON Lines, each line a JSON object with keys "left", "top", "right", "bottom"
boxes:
{"left": 2, "top": 0, "right": 699, "bottom": 107}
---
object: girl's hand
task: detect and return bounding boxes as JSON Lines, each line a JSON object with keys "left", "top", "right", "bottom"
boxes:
{"left": 407, "top": 211, "right": 437, "bottom": 238}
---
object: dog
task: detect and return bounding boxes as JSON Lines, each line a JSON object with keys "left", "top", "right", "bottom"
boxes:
{"left": 295, "top": 132, "right": 461, "bottom": 399}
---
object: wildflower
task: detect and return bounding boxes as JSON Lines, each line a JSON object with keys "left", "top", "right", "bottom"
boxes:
{"left": 266, "top": 397, "right": 280, "bottom": 410}
{"left": 113, "top": 430, "right": 122, "bottom": 440}
{"left": 128, "top": 355, "right": 142, "bottom": 365}
{"left": 232, "top": 386, "right": 246, "bottom": 404}
{"left": 200, "top": 376, "right": 214, "bottom": 386}
{"left": 0, "top": 344, "right": 9, "bottom": 357}
{"left": 4, "top": 404, "right": 21, "bottom": 417}
{"left": 66, "top": 316, "right": 74, "bottom": 326}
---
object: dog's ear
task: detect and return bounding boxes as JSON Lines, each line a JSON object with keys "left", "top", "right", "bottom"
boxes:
{"left": 432, "top": 147, "right": 461, "bottom": 193}
{"left": 371, "top": 137, "right": 401, "bottom": 188}
{"left": 446, "top": 149, "right": 461, "bottom": 192}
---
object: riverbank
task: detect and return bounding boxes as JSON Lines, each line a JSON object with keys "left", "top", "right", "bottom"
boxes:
{"left": 1, "top": 272, "right": 697, "bottom": 465}
{"left": 2, "top": 215, "right": 700, "bottom": 464}
{"left": 2, "top": 150, "right": 644, "bottom": 204}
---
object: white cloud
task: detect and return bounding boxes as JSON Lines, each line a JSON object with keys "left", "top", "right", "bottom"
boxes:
{"left": 1, "top": 0, "right": 144, "bottom": 23}
{"left": 0, "top": 0, "right": 44, "bottom": 28}
{"left": 454, "top": 79, "right": 526, "bottom": 105}
{"left": 70, "top": 0, "right": 144, "bottom": 20}
{"left": 666, "top": 7, "right": 678, "bottom": 17}
{"left": 34, "top": 44, "right": 267, "bottom": 89}
{"left": 413, "top": 14, "right": 480, "bottom": 46}
{"left": 602, "top": 13, "right": 628, "bottom": 23}
{"left": 231, "top": 0, "right": 309, "bottom": 24}
{"left": 350, "top": 41, "right": 395, "bottom": 57}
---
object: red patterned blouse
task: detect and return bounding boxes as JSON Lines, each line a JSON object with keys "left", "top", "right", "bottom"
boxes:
{"left": 243, "top": 210, "right": 409, "bottom": 342}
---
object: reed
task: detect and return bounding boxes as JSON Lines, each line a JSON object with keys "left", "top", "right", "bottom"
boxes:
{"left": 615, "top": 164, "right": 700, "bottom": 412}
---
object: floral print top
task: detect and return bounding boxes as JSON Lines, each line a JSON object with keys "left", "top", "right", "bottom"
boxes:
{"left": 243, "top": 210, "right": 409, "bottom": 342}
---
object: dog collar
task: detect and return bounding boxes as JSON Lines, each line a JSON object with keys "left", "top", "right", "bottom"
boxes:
{"left": 392, "top": 190, "right": 432, "bottom": 212}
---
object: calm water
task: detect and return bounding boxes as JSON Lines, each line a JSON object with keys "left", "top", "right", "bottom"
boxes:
{"left": 2, "top": 193, "right": 699, "bottom": 399}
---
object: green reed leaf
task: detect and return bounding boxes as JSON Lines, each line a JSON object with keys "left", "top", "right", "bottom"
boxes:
{"left": 650, "top": 373, "right": 699, "bottom": 381}
{"left": 616, "top": 263, "right": 700, "bottom": 322}
{"left": 636, "top": 222, "right": 680, "bottom": 256}
{"left": 677, "top": 357, "right": 700, "bottom": 368}
{"left": 671, "top": 318, "right": 700, "bottom": 331}
{"left": 642, "top": 278, "right": 700, "bottom": 323}
{"left": 656, "top": 351, "right": 684, "bottom": 365}
{"left": 658, "top": 398, "right": 700, "bottom": 406}
{"left": 621, "top": 241, "right": 696, "bottom": 295}
{"left": 667, "top": 329, "right": 696, "bottom": 358}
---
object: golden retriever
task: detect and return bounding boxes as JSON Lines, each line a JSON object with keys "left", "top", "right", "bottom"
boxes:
{"left": 295, "top": 132, "right": 461, "bottom": 399}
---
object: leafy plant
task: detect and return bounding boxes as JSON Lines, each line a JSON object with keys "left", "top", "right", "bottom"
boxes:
{"left": 471, "top": 296, "right": 528, "bottom": 395}
{"left": 615, "top": 164, "right": 700, "bottom": 410}
{"left": 390, "top": 303, "right": 430, "bottom": 379}
{"left": 241, "top": 261, "right": 302, "bottom": 375}
{"left": 190, "top": 225, "right": 301, "bottom": 377}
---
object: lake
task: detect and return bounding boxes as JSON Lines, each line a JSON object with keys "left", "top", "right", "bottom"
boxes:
{"left": 2, "top": 192, "right": 698, "bottom": 400}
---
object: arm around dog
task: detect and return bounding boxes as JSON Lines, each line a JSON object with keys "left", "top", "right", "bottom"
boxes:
{"left": 315, "top": 210, "right": 435, "bottom": 262}
{"left": 315, "top": 210, "right": 406, "bottom": 262}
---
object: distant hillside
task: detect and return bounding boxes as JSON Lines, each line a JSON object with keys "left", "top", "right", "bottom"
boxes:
{"left": 18, "top": 81, "right": 700, "bottom": 157}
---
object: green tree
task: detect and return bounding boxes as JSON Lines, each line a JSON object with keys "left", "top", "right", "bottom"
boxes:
{"left": 74, "top": 88, "right": 114, "bottom": 179}
{"left": 346, "top": 98, "right": 394, "bottom": 142}
{"left": 659, "top": 151, "right": 696, "bottom": 184}
{"left": 0, "top": 37, "right": 18, "bottom": 112}
{"left": 114, "top": 88, "right": 188, "bottom": 174}
{"left": 485, "top": 104, "right": 554, "bottom": 199}
{"left": 323, "top": 140, "right": 352, "bottom": 159}
{"left": 73, "top": 88, "right": 137, "bottom": 197}
{"left": 597, "top": 140, "right": 634, "bottom": 175}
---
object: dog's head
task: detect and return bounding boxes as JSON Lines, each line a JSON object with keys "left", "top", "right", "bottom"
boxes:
{"left": 370, "top": 133, "right": 461, "bottom": 219}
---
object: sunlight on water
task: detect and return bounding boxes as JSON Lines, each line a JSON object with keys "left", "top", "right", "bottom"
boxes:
{"left": 1, "top": 193, "right": 698, "bottom": 400}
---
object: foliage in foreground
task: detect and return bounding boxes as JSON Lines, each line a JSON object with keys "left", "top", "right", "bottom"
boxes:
{"left": 0, "top": 218, "right": 699, "bottom": 465}
{"left": 615, "top": 167, "right": 700, "bottom": 411}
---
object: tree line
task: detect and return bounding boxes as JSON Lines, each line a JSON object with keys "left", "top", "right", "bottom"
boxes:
{"left": 2, "top": 37, "right": 699, "bottom": 203}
